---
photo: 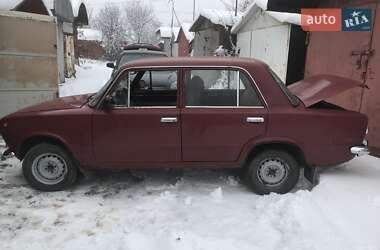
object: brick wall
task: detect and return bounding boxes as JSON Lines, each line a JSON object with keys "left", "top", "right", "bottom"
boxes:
{"left": 77, "top": 40, "right": 105, "bottom": 60}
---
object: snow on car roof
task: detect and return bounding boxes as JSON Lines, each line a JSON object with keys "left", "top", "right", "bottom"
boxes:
{"left": 78, "top": 28, "right": 102, "bottom": 41}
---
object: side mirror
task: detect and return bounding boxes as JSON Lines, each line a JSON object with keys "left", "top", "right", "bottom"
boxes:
{"left": 102, "top": 95, "right": 114, "bottom": 109}
{"left": 106, "top": 62, "right": 115, "bottom": 69}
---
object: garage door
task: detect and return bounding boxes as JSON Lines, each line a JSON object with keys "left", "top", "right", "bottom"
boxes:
{"left": 304, "top": 3, "right": 380, "bottom": 155}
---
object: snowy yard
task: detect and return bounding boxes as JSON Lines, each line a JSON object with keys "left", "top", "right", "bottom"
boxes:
{"left": 59, "top": 59, "right": 113, "bottom": 98}
{"left": 1, "top": 60, "right": 380, "bottom": 250}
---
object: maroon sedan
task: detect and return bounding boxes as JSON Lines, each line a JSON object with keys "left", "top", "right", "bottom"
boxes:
{"left": 0, "top": 58, "right": 369, "bottom": 194}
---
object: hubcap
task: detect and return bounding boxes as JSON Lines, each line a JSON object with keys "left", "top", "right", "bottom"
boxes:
{"left": 257, "top": 158, "right": 288, "bottom": 187}
{"left": 31, "top": 153, "right": 67, "bottom": 185}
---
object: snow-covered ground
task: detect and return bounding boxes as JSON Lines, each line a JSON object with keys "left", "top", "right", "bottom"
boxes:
{"left": 1, "top": 60, "right": 380, "bottom": 250}
{"left": 59, "top": 59, "right": 113, "bottom": 97}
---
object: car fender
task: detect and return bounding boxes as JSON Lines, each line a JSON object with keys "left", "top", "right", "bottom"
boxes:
{"left": 18, "top": 132, "right": 76, "bottom": 161}
{"left": 238, "top": 136, "right": 307, "bottom": 165}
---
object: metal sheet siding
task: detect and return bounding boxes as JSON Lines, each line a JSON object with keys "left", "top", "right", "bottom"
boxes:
{"left": 0, "top": 11, "right": 58, "bottom": 118}
{"left": 235, "top": 9, "right": 291, "bottom": 83}
{"left": 250, "top": 24, "right": 290, "bottom": 82}
{"left": 237, "top": 31, "right": 252, "bottom": 58}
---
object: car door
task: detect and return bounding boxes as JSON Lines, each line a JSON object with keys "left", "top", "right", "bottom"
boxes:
{"left": 92, "top": 68, "right": 181, "bottom": 165}
{"left": 181, "top": 68, "right": 268, "bottom": 162}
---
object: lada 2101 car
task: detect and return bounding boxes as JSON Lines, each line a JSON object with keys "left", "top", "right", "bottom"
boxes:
{"left": 0, "top": 57, "right": 369, "bottom": 194}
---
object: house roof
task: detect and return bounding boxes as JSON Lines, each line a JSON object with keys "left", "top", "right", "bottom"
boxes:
{"left": 0, "top": 0, "right": 26, "bottom": 11}
{"left": 156, "top": 26, "right": 180, "bottom": 39}
{"left": 78, "top": 28, "right": 102, "bottom": 41}
{"left": 175, "top": 23, "right": 194, "bottom": 43}
{"left": 190, "top": 9, "right": 241, "bottom": 32}
{"left": 0, "top": 0, "right": 87, "bottom": 19}
{"left": 181, "top": 23, "right": 194, "bottom": 41}
{"left": 71, "top": 0, "right": 86, "bottom": 17}
{"left": 231, "top": 1, "right": 302, "bottom": 34}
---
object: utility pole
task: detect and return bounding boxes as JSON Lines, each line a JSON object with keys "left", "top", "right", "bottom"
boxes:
{"left": 170, "top": 0, "right": 174, "bottom": 57}
{"left": 193, "top": 0, "right": 196, "bottom": 20}
{"left": 235, "top": 0, "right": 238, "bottom": 16}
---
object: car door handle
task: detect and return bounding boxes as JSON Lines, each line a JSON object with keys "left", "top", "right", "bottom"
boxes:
{"left": 246, "top": 117, "right": 265, "bottom": 123}
{"left": 161, "top": 117, "right": 178, "bottom": 123}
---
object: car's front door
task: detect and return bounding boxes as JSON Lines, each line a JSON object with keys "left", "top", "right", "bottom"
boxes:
{"left": 181, "top": 68, "right": 268, "bottom": 162}
{"left": 92, "top": 69, "right": 181, "bottom": 165}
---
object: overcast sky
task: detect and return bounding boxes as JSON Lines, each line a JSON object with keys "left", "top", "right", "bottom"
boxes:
{"left": 85, "top": 0, "right": 226, "bottom": 26}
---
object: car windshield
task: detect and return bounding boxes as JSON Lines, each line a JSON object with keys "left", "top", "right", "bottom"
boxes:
{"left": 88, "top": 77, "right": 114, "bottom": 107}
{"left": 118, "top": 53, "right": 166, "bottom": 69}
{"left": 268, "top": 68, "right": 300, "bottom": 107}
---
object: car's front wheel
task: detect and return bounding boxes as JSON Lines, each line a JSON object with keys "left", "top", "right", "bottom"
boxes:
{"left": 22, "top": 143, "right": 78, "bottom": 191}
{"left": 245, "top": 150, "right": 300, "bottom": 195}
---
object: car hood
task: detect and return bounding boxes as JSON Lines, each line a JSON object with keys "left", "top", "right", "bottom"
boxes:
{"left": 288, "top": 75, "right": 362, "bottom": 107}
{"left": 16, "top": 94, "right": 91, "bottom": 113}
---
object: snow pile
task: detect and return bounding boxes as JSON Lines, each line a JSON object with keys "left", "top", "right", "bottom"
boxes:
{"left": 78, "top": 28, "right": 102, "bottom": 41}
{"left": 199, "top": 9, "right": 242, "bottom": 27}
{"left": 210, "top": 187, "right": 223, "bottom": 201}
{"left": 59, "top": 59, "right": 112, "bottom": 97}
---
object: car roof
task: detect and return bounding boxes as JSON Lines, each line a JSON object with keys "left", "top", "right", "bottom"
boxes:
{"left": 120, "top": 50, "right": 167, "bottom": 56}
{"left": 124, "top": 43, "right": 163, "bottom": 51}
{"left": 120, "top": 57, "right": 268, "bottom": 70}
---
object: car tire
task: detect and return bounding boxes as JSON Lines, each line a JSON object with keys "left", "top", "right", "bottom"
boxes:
{"left": 22, "top": 143, "right": 78, "bottom": 191}
{"left": 245, "top": 150, "right": 300, "bottom": 195}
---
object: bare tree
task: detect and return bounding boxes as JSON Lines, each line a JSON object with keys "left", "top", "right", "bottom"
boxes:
{"left": 221, "top": 0, "right": 254, "bottom": 12}
{"left": 94, "top": 3, "right": 126, "bottom": 60}
{"left": 124, "top": 1, "right": 160, "bottom": 43}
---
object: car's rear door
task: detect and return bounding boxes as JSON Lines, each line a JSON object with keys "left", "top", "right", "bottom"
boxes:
{"left": 181, "top": 68, "right": 268, "bottom": 162}
{"left": 92, "top": 68, "right": 181, "bottom": 165}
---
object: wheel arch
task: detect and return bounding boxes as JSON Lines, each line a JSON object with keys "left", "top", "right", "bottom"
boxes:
{"left": 243, "top": 141, "right": 308, "bottom": 169}
{"left": 19, "top": 134, "right": 74, "bottom": 160}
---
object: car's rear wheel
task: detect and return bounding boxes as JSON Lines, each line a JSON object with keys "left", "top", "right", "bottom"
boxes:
{"left": 22, "top": 143, "right": 78, "bottom": 191}
{"left": 245, "top": 150, "right": 300, "bottom": 195}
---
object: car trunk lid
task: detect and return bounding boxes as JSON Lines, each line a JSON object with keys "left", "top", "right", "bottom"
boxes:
{"left": 288, "top": 75, "right": 362, "bottom": 107}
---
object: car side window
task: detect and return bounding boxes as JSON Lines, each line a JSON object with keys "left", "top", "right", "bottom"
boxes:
{"left": 185, "top": 69, "right": 262, "bottom": 107}
{"left": 109, "top": 70, "right": 177, "bottom": 107}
